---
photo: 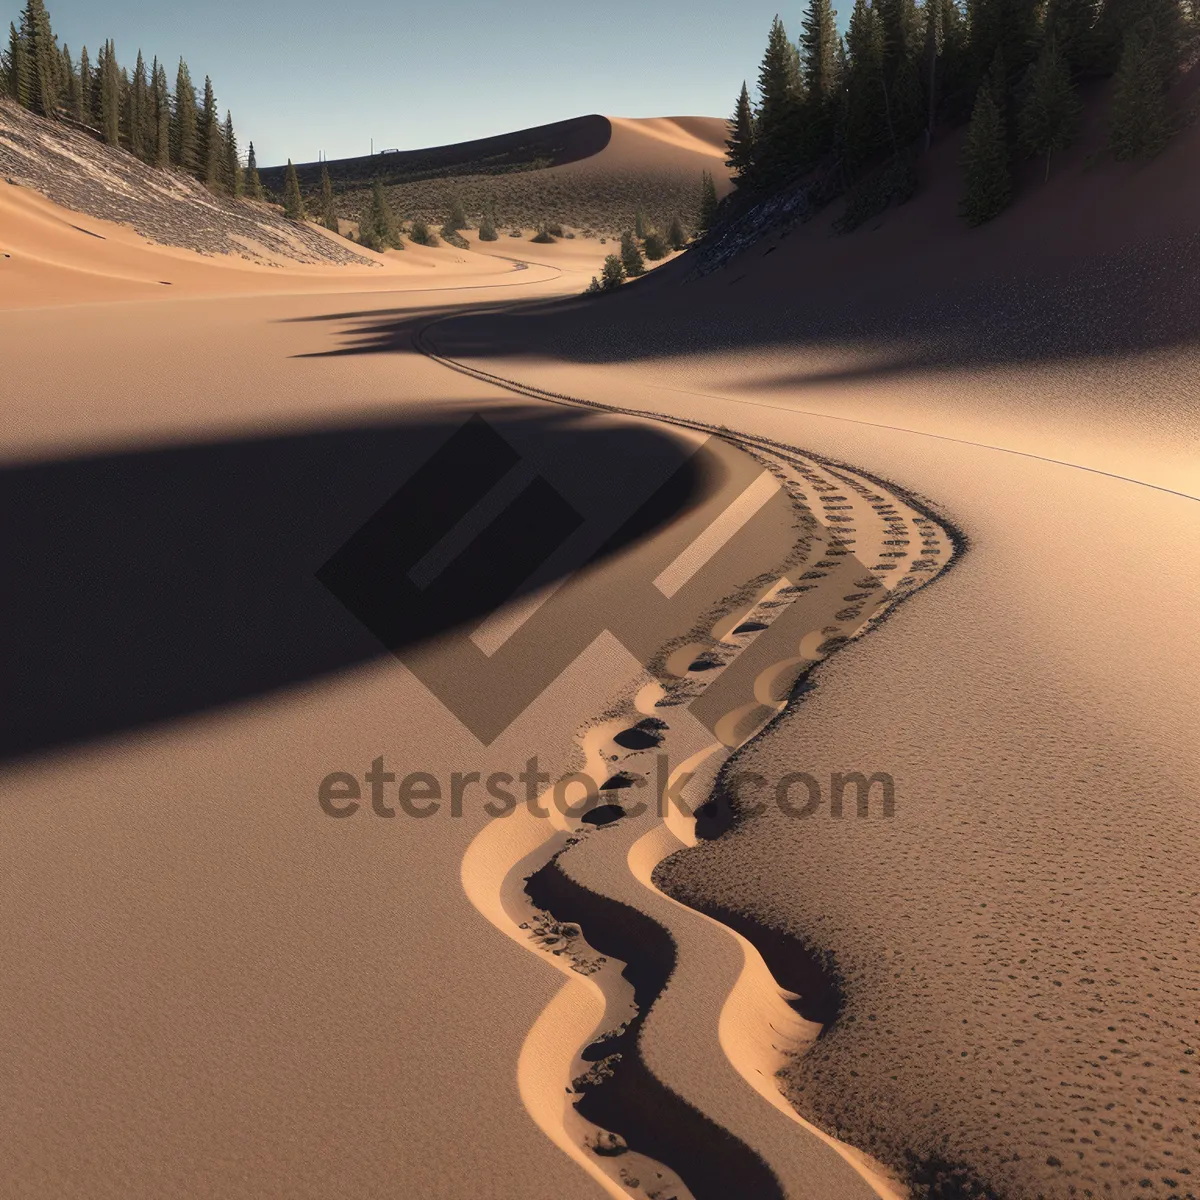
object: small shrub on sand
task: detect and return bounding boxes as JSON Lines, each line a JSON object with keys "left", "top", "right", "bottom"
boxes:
{"left": 643, "top": 231, "right": 668, "bottom": 260}
{"left": 477, "top": 211, "right": 499, "bottom": 241}
{"left": 531, "top": 225, "right": 556, "bottom": 243}
{"left": 545, "top": 221, "right": 564, "bottom": 237}
{"left": 409, "top": 219, "right": 438, "bottom": 246}
{"left": 600, "top": 253, "right": 626, "bottom": 290}
{"left": 439, "top": 225, "right": 470, "bottom": 249}
{"left": 509, "top": 228, "right": 523, "bottom": 237}
{"left": 619, "top": 230, "right": 645, "bottom": 277}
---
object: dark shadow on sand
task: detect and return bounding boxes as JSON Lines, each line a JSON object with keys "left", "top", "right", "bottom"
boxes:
{"left": 0, "top": 405, "right": 715, "bottom": 765}
{"left": 286, "top": 226, "right": 1200, "bottom": 391}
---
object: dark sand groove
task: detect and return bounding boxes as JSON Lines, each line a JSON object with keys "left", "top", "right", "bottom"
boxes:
{"left": 525, "top": 854, "right": 787, "bottom": 1200}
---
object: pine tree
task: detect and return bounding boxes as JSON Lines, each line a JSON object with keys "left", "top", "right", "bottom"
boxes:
{"left": 60, "top": 43, "right": 77, "bottom": 120}
{"left": 7, "top": 22, "right": 30, "bottom": 107}
{"left": 634, "top": 207, "right": 646, "bottom": 239}
{"left": 369, "top": 180, "right": 403, "bottom": 246}
{"left": 76, "top": 43, "right": 91, "bottom": 122}
{"left": 1096, "top": 0, "right": 1183, "bottom": 74}
{"left": 89, "top": 40, "right": 103, "bottom": 125}
{"left": 800, "top": 0, "right": 839, "bottom": 163}
{"left": 725, "top": 81, "right": 757, "bottom": 183}
{"left": 361, "top": 180, "right": 402, "bottom": 247}
{"left": 245, "top": 141, "right": 265, "bottom": 200}
{"left": 200, "top": 76, "right": 221, "bottom": 188}
{"left": 478, "top": 197, "right": 499, "bottom": 240}
{"left": 668, "top": 214, "right": 687, "bottom": 250}
{"left": 887, "top": 46, "right": 928, "bottom": 150}
{"left": 1019, "top": 39, "right": 1082, "bottom": 179}
{"left": 845, "top": 0, "right": 889, "bottom": 169}
{"left": 172, "top": 59, "right": 198, "bottom": 171}
{"left": 1109, "top": 25, "right": 1173, "bottom": 159}
{"left": 936, "top": 0, "right": 972, "bottom": 114}
{"left": 922, "top": 0, "right": 940, "bottom": 140}
{"left": 619, "top": 229, "right": 645, "bottom": 277}
{"left": 320, "top": 162, "right": 338, "bottom": 230}
{"left": 1044, "top": 0, "right": 1101, "bottom": 72}
{"left": 151, "top": 58, "right": 169, "bottom": 167}
{"left": 20, "top": 0, "right": 59, "bottom": 117}
{"left": 100, "top": 40, "right": 121, "bottom": 146}
{"left": 697, "top": 169, "right": 719, "bottom": 232}
{"left": 118, "top": 66, "right": 130, "bottom": 147}
{"left": 960, "top": 83, "right": 1011, "bottom": 224}
{"left": 876, "top": 0, "right": 920, "bottom": 80}
{"left": 755, "top": 15, "right": 804, "bottom": 184}
{"left": 969, "top": 0, "right": 1042, "bottom": 87}
{"left": 444, "top": 194, "right": 468, "bottom": 231}
{"left": 282, "top": 159, "right": 305, "bottom": 220}
{"left": 221, "top": 110, "right": 241, "bottom": 196}
{"left": 128, "top": 50, "right": 148, "bottom": 159}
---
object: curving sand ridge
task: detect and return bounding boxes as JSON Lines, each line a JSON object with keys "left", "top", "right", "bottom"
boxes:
{"left": 441, "top": 326, "right": 957, "bottom": 1198}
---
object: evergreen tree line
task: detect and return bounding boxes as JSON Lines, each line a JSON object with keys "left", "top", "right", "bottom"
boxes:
{"left": 726, "top": 0, "right": 1197, "bottom": 227}
{"left": 2, "top": 0, "right": 263, "bottom": 199}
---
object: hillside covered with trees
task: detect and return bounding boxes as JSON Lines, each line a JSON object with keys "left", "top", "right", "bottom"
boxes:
{"left": 723, "top": 0, "right": 1198, "bottom": 232}
{"left": 1, "top": 0, "right": 262, "bottom": 199}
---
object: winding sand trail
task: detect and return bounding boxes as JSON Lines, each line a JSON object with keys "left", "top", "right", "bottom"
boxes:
{"left": 430, "top": 313, "right": 957, "bottom": 1198}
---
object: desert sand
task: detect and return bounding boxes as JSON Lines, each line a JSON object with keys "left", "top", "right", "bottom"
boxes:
{"left": 2, "top": 88, "right": 1198, "bottom": 1200}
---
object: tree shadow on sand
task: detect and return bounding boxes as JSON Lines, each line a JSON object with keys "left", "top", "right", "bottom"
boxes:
{"left": 285, "top": 227, "right": 1200, "bottom": 392}
{"left": 0, "top": 404, "right": 718, "bottom": 765}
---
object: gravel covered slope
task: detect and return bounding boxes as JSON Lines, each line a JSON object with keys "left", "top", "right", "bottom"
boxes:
{"left": 0, "top": 100, "right": 372, "bottom": 266}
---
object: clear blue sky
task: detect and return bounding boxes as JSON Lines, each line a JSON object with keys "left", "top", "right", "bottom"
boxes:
{"left": 18, "top": 1, "right": 849, "bottom": 166}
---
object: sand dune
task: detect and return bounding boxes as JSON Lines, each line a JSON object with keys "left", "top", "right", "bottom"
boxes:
{"left": 282, "top": 112, "right": 733, "bottom": 241}
{"left": 594, "top": 116, "right": 729, "bottom": 173}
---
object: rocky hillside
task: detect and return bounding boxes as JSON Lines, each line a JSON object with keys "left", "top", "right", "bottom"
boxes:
{"left": 0, "top": 99, "right": 371, "bottom": 266}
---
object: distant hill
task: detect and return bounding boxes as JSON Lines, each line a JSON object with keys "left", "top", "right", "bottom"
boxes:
{"left": 260, "top": 114, "right": 733, "bottom": 236}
